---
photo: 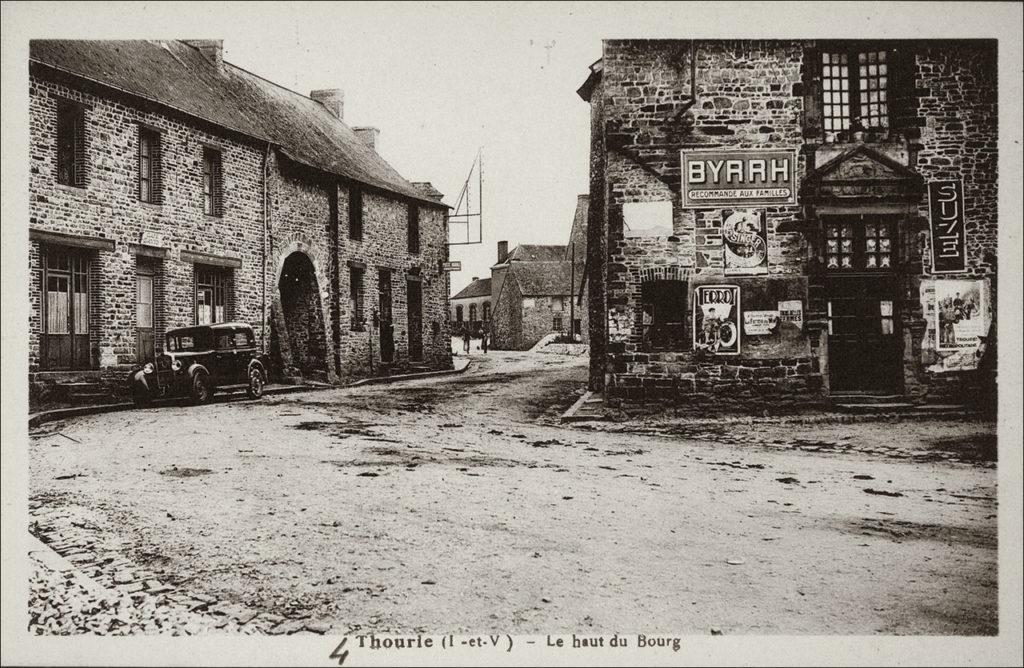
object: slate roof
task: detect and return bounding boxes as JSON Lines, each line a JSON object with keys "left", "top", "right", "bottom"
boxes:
{"left": 510, "top": 261, "right": 575, "bottom": 297}
{"left": 29, "top": 40, "right": 442, "bottom": 206}
{"left": 504, "top": 244, "right": 567, "bottom": 263}
{"left": 451, "top": 277, "right": 491, "bottom": 300}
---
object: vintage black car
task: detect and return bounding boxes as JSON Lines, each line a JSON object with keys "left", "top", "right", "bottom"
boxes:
{"left": 129, "top": 323, "right": 268, "bottom": 407}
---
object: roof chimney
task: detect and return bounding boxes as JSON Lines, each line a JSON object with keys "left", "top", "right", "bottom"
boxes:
{"left": 471, "top": 276, "right": 479, "bottom": 282}
{"left": 311, "top": 89, "right": 344, "bottom": 120}
{"left": 353, "top": 127, "right": 380, "bottom": 152}
{"left": 411, "top": 182, "right": 445, "bottom": 203}
{"left": 497, "top": 240, "right": 509, "bottom": 264}
{"left": 184, "top": 39, "right": 223, "bottom": 69}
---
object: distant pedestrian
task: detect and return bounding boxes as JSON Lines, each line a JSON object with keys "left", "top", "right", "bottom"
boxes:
{"left": 462, "top": 327, "right": 471, "bottom": 355}
{"left": 482, "top": 328, "right": 489, "bottom": 354}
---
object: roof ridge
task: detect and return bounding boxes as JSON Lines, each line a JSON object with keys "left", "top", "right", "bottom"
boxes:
{"left": 30, "top": 39, "right": 443, "bottom": 207}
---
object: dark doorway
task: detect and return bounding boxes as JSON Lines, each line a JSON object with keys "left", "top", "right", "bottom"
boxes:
{"left": 279, "top": 252, "right": 329, "bottom": 379}
{"left": 407, "top": 279, "right": 423, "bottom": 362}
{"left": 641, "top": 280, "right": 687, "bottom": 351}
{"left": 41, "top": 247, "right": 90, "bottom": 370}
{"left": 824, "top": 215, "right": 902, "bottom": 394}
{"left": 378, "top": 269, "right": 395, "bottom": 364}
{"left": 827, "top": 274, "right": 902, "bottom": 393}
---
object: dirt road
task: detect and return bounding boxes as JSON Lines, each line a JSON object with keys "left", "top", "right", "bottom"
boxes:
{"left": 29, "top": 350, "right": 998, "bottom": 635}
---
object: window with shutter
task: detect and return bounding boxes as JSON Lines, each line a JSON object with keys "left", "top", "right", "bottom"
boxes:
{"left": 349, "top": 188, "right": 363, "bottom": 240}
{"left": 407, "top": 203, "right": 420, "bottom": 254}
{"left": 138, "top": 127, "right": 162, "bottom": 204}
{"left": 56, "top": 101, "right": 86, "bottom": 188}
{"left": 202, "top": 147, "right": 224, "bottom": 216}
{"left": 349, "top": 267, "right": 365, "bottom": 330}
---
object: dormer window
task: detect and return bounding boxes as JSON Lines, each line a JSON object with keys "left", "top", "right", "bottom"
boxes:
{"left": 821, "top": 48, "right": 889, "bottom": 134}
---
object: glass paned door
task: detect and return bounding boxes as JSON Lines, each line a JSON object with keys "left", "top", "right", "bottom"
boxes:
{"left": 137, "top": 266, "right": 155, "bottom": 362}
{"left": 42, "top": 248, "right": 90, "bottom": 369}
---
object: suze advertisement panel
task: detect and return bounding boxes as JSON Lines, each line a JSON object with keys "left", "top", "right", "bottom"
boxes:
{"left": 681, "top": 149, "right": 797, "bottom": 209}
{"left": 928, "top": 180, "right": 967, "bottom": 274}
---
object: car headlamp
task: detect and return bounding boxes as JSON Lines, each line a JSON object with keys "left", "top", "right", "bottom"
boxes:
{"left": 143, "top": 363, "right": 155, "bottom": 374}
{"left": 171, "top": 360, "right": 182, "bottom": 372}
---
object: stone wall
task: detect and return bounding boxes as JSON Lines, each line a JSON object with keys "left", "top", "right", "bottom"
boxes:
{"left": 268, "top": 159, "right": 452, "bottom": 380}
{"left": 490, "top": 274, "right": 522, "bottom": 350}
{"left": 521, "top": 296, "right": 570, "bottom": 350}
{"left": 29, "top": 70, "right": 266, "bottom": 370}
{"left": 593, "top": 40, "right": 821, "bottom": 408}
{"left": 910, "top": 42, "right": 998, "bottom": 403}
{"left": 29, "top": 67, "right": 452, "bottom": 384}
{"left": 586, "top": 39, "right": 999, "bottom": 409}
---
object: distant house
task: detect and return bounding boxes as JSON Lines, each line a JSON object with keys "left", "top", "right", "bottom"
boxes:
{"left": 489, "top": 195, "right": 589, "bottom": 350}
{"left": 450, "top": 277, "right": 491, "bottom": 335}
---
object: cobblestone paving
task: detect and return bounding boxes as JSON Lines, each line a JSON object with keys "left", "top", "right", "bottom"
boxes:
{"left": 29, "top": 501, "right": 333, "bottom": 636}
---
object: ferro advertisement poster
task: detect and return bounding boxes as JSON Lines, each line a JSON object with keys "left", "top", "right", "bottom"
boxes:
{"left": 693, "top": 284, "right": 741, "bottom": 355}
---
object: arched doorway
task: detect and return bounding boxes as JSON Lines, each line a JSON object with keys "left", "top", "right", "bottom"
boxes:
{"left": 278, "top": 251, "right": 329, "bottom": 380}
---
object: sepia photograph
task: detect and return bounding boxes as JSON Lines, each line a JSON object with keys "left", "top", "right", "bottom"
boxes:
{"left": 1, "top": 1, "right": 1022, "bottom": 666}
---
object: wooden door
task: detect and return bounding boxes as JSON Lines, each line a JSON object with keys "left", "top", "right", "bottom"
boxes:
{"left": 42, "top": 249, "right": 89, "bottom": 370}
{"left": 407, "top": 279, "right": 423, "bottom": 362}
{"left": 378, "top": 269, "right": 395, "bottom": 363}
{"left": 823, "top": 215, "right": 902, "bottom": 394}
{"left": 827, "top": 275, "right": 901, "bottom": 393}
{"left": 136, "top": 266, "right": 155, "bottom": 362}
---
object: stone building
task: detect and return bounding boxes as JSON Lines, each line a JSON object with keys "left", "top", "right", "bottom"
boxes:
{"left": 29, "top": 39, "right": 451, "bottom": 403}
{"left": 578, "top": 39, "right": 997, "bottom": 410}
{"left": 489, "top": 195, "right": 589, "bottom": 350}
{"left": 449, "top": 276, "right": 491, "bottom": 336}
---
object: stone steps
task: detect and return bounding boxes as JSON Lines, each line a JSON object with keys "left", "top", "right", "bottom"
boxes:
{"left": 833, "top": 402, "right": 918, "bottom": 414}
{"left": 60, "top": 381, "right": 119, "bottom": 405}
{"left": 829, "top": 393, "right": 905, "bottom": 404}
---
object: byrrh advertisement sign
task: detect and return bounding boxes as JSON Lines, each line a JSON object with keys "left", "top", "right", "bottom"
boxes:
{"left": 681, "top": 149, "right": 797, "bottom": 208}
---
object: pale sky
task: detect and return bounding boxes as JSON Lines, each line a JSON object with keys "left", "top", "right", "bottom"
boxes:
{"left": 4, "top": 1, "right": 1022, "bottom": 295}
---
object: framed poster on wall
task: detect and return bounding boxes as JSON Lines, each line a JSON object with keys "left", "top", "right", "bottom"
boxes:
{"left": 723, "top": 209, "right": 769, "bottom": 275}
{"left": 934, "top": 279, "right": 988, "bottom": 353}
{"left": 693, "top": 284, "right": 741, "bottom": 355}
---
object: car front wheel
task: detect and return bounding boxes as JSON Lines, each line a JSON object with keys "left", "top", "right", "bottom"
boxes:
{"left": 190, "top": 371, "right": 212, "bottom": 405}
{"left": 246, "top": 368, "right": 265, "bottom": 399}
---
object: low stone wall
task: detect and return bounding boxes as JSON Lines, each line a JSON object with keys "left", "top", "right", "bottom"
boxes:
{"left": 607, "top": 353, "right": 826, "bottom": 415}
{"left": 538, "top": 342, "right": 589, "bottom": 356}
{"left": 30, "top": 367, "right": 135, "bottom": 410}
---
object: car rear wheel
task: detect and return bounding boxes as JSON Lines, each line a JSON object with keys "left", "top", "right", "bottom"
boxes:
{"left": 246, "top": 368, "right": 265, "bottom": 399}
{"left": 190, "top": 371, "right": 212, "bottom": 405}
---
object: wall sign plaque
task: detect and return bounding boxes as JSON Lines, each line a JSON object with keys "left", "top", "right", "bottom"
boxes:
{"left": 681, "top": 150, "right": 797, "bottom": 208}
{"left": 928, "top": 180, "right": 967, "bottom": 273}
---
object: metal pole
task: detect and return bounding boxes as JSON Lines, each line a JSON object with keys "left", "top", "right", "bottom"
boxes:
{"left": 570, "top": 241, "right": 576, "bottom": 340}
{"left": 368, "top": 310, "right": 374, "bottom": 375}
{"left": 478, "top": 148, "right": 483, "bottom": 243}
